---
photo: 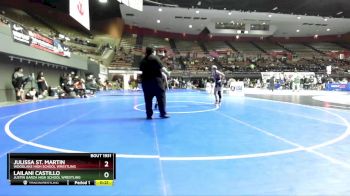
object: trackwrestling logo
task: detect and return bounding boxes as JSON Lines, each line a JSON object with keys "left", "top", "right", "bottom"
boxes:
{"left": 77, "top": 0, "right": 84, "bottom": 16}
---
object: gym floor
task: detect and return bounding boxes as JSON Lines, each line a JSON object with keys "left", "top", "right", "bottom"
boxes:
{"left": 1, "top": 89, "right": 350, "bottom": 195}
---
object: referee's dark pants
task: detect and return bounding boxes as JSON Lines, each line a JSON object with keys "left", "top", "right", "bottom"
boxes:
{"left": 142, "top": 79, "right": 166, "bottom": 118}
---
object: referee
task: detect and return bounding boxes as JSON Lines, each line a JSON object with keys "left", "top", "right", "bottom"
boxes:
{"left": 139, "top": 47, "right": 170, "bottom": 119}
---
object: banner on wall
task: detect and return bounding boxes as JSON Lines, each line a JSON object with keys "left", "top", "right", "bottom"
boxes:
{"left": 325, "top": 83, "right": 350, "bottom": 91}
{"left": 261, "top": 72, "right": 315, "bottom": 82}
{"left": 100, "top": 64, "right": 108, "bottom": 75}
{"left": 229, "top": 81, "right": 244, "bottom": 91}
{"left": 10, "top": 23, "right": 71, "bottom": 57}
{"left": 70, "top": 0, "right": 90, "bottom": 30}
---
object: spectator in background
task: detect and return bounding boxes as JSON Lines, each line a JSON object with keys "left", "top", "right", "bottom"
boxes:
{"left": 53, "top": 36, "right": 63, "bottom": 53}
{"left": 293, "top": 74, "right": 301, "bottom": 92}
{"left": 74, "top": 78, "right": 87, "bottom": 98}
{"left": 130, "top": 79, "right": 137, "bottom": 90}
{"left": 25, "top": 87, "right": 38, "bottom": 101}
{"left": 71, "top": 71, "right": 77, "bottom": 80}
{"left": 269, "top": 76, "right": 275, "bottom": 92}
{"left": 36, "top": 71, "right": 48, "bottom": 98}
{"left": 59, "top": 73, "right": 68, "bottom": 88}
{"left": 340, "top": 78, "right": 348, "bottom": 84}
{"left": 73, "top": 74, "right": 80, "bottom": 83}
{"left": 96, "top": 78, "right": 104, "bottom": 90}
{"left": 85, "top": 74, "right": 98, "bottom": 94}
{"left": 103, "top": 80, "right": 112, "bottom": 90}
{"left": 12, "top": 67, "right": 26, "bottom": 102}
{"left": 115, "top": 79, "right": 121, "bottom": 90}
{"left": 63, "top": 75, "right": 75, "bottom": 96}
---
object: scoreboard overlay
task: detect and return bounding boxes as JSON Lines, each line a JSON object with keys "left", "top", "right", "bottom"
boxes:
{"left": 7, "top": 153, "right": 116, "bottom": 186}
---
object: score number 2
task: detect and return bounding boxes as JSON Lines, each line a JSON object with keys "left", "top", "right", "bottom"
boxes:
{"left": 104, "top": 161, "right": 110, "bottom": 178}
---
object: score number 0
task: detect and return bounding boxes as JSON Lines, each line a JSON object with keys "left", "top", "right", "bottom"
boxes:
{"left": 104, "top": 161, "right": 109, "bottom": 178}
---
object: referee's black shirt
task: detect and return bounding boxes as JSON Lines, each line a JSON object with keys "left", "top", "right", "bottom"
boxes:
{"left": 139, "top": 55, "right": 163, "bottom": 81}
